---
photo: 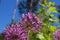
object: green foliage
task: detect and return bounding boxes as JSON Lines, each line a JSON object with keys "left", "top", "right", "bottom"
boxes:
{"left": 34, "top": 0, "right": 58, "bottom": 40}
{"left": 28, "top": 31, "right": 40, "bottom": 40}
{"left": 0, "top": 34, "right": 4, "bottom": 40}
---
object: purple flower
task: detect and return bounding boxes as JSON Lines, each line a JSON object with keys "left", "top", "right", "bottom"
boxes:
{"left": 3, "top": 24, "right": 27, "bottom": 40}
{"left": 52, "top": 29, "right": 60, "bottom": 40}
{"left": 20, "top": 12, "right": 42, "bottom": 33}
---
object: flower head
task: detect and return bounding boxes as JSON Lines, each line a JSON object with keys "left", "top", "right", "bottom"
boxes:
{"left": 52, "top": 29, "right": 60, "bottom": 40}
{"left": 3, "top": 24, "right": 27, "bottom": 40}
{"left": 20, "top": 12, "right": 42, "bottom": 33}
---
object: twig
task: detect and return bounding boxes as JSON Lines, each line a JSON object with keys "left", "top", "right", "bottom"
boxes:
{"left": 12, "top": 0, "right": 18, "bottom": 20}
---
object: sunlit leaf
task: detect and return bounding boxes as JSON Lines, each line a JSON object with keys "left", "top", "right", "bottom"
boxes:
{"left": 49, "top": 2, "right": 54, "bottom": 7}
{"left": 49, "top": 26, "right": 56, "bottom": 32}
{"left": 49, "top": 7, "right": 57, "bottom": 13}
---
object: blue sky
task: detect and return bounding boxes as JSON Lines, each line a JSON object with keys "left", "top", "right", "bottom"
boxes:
{"left": 0, "top": 0, "right": 19, "bottom": 33}
{"left": 0, "top": 0, "right": 60, "bottom": 33}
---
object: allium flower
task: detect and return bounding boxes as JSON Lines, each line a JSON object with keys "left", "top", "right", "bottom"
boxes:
{"left": 20, "top": 12, "right": 42, "bottom": 33}
{"left": 52, "top": 29, "right": 60, "bottom": 40}
{"left": 3, "top": 24, "right": 27, "bottom": 40}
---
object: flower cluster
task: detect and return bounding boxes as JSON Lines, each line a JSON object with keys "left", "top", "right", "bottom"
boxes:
{"left": 52, "top": 29, "right": 60, "bottom": 40}
{"left": 2, "top": 12, "right": 42, "bottom": 40}
{"left": 3, "top": 24, "right": 27, "bottom": 40}
{"left": 20, "top": 12, "right": 42, "bottom": 33}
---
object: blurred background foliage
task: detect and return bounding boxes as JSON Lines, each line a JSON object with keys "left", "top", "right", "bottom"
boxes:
{"left": 18, "top": 0, "right": 40, "bottom": 14}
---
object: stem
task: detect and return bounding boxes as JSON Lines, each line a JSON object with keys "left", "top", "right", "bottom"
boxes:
{"left": 27, "top": 30, "right": 30, "bottom": 40}
{"left": 29, "top": 0, "right": 33, "bottom": 12}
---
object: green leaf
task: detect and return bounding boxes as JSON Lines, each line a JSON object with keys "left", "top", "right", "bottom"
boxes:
{"left": 48, "top": 2, "right": 54, "bottom": 7}
{"left": 36, "top": 32, "right": 44, "bottom": 39}
{"left": 49, "top": 7, "right": 57, "bottom": 13}
{"left": 49, "top": 26, "right": 56, "bottom": 32}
